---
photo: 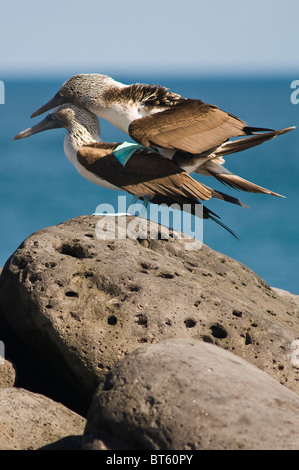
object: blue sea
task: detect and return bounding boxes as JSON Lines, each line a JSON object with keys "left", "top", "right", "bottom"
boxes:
{"left": 1, "top": 75, "right": 298, "bottom": 294}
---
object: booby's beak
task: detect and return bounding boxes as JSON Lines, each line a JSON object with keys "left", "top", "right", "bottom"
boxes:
{"left": 13, "top": 114, "right": 64, "bottom": 140}
{"left": 31, "top": 93, "right": 65, "bottom": 118}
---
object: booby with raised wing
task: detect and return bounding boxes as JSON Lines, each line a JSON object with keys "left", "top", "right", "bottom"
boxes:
{"left": 15, "top": 103, "right": 245, "bottom": 238}
{"left": 30, "top": 73, "right": 294, "bottom": 196}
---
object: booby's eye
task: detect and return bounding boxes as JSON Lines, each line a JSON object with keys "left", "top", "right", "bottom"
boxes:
{"left": 52, "top": 115, "right": 57, "bottom": 120}
{"left": 59, "top": 92, "right": 64, "bottom": 97}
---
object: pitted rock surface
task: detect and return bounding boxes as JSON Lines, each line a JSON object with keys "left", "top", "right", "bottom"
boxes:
{"left": 0, "top": 215, "right": 298, "bottom": 411}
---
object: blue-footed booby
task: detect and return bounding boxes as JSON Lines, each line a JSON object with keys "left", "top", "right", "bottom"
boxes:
{"left": 30, "top": 73, "right": 294, "bottom": 195}
{"left": 14, "top": 103, "right": 246, "bottom": 238}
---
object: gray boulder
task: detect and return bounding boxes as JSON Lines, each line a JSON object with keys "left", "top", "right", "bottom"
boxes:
{"left": 0, "top": 387, "right": 85, "bottom": 450}
{"left": 0, "top": 313, "right": 16, "bottom": 389}
{"left": 0, "top": 359, "right": 15, "bottom": 388}
{"left": 0, "top": 215, "right": 298, "bottom": 413}
{"left": 82, "top": 339, "right": 299, "bottom": 450}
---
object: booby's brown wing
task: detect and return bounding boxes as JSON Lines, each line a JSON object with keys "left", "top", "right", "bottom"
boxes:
{"left": 77, "top": 142, "right": 244, "bottom": 205}
{"left": 128, "top": 99, "right": 247, "bottom": 154}
{"left": 78, "top": 142, "right": 211, "bottom": 200}
{"left": 78, "top": 143, "right": 242, "bottom": 238}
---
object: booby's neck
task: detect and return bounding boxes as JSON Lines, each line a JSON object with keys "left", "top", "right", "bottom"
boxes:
{"left": 63, "top": 121, "right": 99, "bottom": 163}
{"left": 87, "top": 78, "right": 167, "bottom": 134}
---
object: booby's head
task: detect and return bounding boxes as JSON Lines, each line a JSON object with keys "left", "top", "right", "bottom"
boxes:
{"left": 14, "top": 103, "right": 100, "bottom": 141}
{"left": 30, "top": 74, "right": 119, "bottom": 118}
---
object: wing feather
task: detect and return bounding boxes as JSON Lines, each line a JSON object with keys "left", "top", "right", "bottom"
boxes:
{"left": 129, "top": 99, "right": 247, "bottom": 154}
{"left": 77, "top": 144, "right": 243, "bottom": 205}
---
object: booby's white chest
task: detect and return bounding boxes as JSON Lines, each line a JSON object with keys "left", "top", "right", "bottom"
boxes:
{"left": 98, "top": 101, "right": 165, "bottom": 134}
{"left": 63, "top": 135, "right": 120, "bottom": 191}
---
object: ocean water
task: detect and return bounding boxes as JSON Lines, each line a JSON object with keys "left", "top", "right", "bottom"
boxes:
{"left": 0, "top": 75, "right": 298, "bottom": 294}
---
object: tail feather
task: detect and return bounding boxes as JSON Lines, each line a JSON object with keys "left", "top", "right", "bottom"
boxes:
{"left": 149, "top": 194, "right": 239, "bottom": 239}
{"left": 181, "top": 177, "right": 246, "bottom": 207}
{"left": 243, "top": 126, "right": 274, "bottom": 134}
{"left": 207, "top": 212, "right": 239, "bottom": 240}
{"left": 211, "top": 172, "right": 284, "bottom": 197}
{"left": 215, "top": 127, "right": 295, "bottom": 157}
{"left": 201, "top": 205, "right": 239, "bottom": 240}
{"left": 205, "top": 187, "right": 247, "bottom": 207}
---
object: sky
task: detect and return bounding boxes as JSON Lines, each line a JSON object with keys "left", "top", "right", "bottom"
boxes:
{"left": 0, "top": 0, "right": 298, "bottom": 293}
{"left": 1, "top": 0, "right": 299, "bottom": 78}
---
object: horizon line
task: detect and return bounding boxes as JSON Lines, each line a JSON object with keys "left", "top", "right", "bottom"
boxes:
{"left": 1, "top": 67, "right": 299, "bottom": 81}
